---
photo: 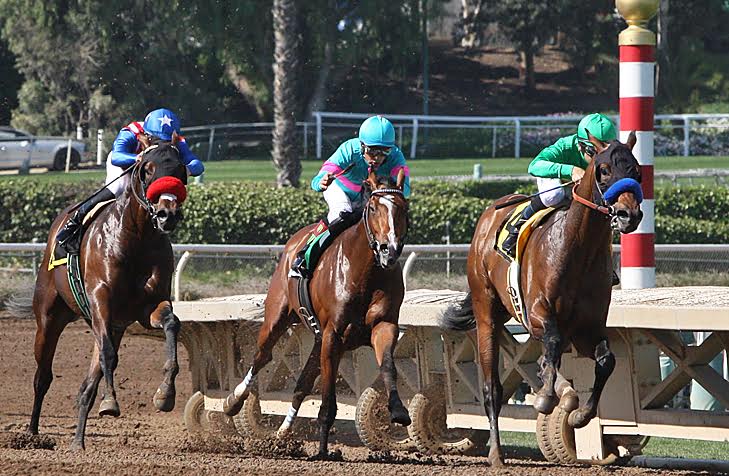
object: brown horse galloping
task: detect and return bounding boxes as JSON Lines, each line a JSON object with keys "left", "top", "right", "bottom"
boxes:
{"left": 223, "top": 171, "right": 411, "bottom": 459}
{"left": 29, "top": 135, "right": 188, "bottom": 450}
{"left": 440, "top": 132, "right": 643, "bottom": 466}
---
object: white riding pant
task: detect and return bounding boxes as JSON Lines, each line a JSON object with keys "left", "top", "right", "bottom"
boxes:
{"left": 105, "top": 152, "right": 131, "bottom": 197}
{"left": 323, "top": 184, "right": 362, "bottom": 223}
{"left": 536, "top": 177, "right": 569, "bottom": 208}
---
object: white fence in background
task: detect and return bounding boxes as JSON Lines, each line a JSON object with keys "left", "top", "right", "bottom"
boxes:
{"left": 178, "top": 112, "right": 729, "bottom": 162}
{"left": 2, "top": 243, "right": 729, "bottom": 301}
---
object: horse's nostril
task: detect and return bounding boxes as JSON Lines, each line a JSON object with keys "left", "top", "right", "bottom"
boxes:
{"left": 157, "top": 209, "right": 168, "bottom": 220}
{"left": 617, "top": 209, "right": 630, "bottom": 220}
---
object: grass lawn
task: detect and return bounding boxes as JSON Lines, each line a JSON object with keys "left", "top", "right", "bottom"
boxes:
{"left": 1, "top": 155, "right": 728, "bottom": 184}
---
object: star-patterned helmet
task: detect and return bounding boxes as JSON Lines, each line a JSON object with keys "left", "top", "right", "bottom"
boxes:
{"left": 143, "top": 108, "right": 181, "bottom": 141}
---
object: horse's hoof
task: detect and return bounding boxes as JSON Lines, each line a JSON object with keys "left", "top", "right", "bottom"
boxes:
{"left": 98, "top": 398, "right": 120, "bottom": 417}
{"left": 533, "top": 394, "right": 558, "bottom": 414}
{"left": 222, "top": 392, "right": 244, "bottom": 417}
{"left": 390, "top": 408, "right": 411, "bottom": 427}
{"left": 489, "top": 448, "right": 505, "bottom": 467}
{"left": 308, "top": 449, "right": 343, "bottom": 461}
{"left": 558, "top": 389, "right": 579, "bottom": 413}
{"left": 568, "top": 407, "right": 594, "bottom": 429}
{"left": 153, "top": 387, "right": 176, "bottom": 412}
{"left": 69, "top": 440, "right": 85, "bottom": 452}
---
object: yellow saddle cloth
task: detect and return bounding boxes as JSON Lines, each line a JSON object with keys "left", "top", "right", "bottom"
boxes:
{"left": 495, "top": 201, "right": 556, "bottom": 263}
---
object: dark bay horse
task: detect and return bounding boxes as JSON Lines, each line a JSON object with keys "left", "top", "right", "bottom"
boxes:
{"left": 440, "top": 132, "right": 643, "bottom": 466}
{"left": 223, "top": 171, "right": 411, "bottom": 458}
{"left": 30, "top": 135, "right": 188, "bottom": 450}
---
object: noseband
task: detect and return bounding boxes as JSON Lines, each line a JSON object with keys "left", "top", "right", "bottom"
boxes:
{"left": 363, "top": 188, "right": 408, "bottom": 262}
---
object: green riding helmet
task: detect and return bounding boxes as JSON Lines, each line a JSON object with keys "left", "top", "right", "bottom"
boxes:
{"left": 577, "top": 113, "right": 617, "bottom": 143}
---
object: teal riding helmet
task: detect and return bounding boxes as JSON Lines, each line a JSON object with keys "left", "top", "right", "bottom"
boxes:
{"left": 577, "top": 113, "right": 617, "bottom": 143}
{"left": 359, "top": 116, "right": 395, "bottom": 147}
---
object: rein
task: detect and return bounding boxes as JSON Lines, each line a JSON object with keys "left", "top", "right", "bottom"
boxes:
{"left": 571, "top": 181, "right": 613, "bottom": 216}
{"left": 363, "top": 188, "right": 407, "bottom": 258}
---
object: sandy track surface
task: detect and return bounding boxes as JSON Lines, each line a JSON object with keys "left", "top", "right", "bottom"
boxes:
{"left": 0, "top": 318, "right": 710, "bottom": 475}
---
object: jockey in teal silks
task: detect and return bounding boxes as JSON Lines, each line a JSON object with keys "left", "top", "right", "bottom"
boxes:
{"left": 289, "top": 115, "right": 411, "bottom": 278}
{"left": 501, "top": 112, "right": 622, "bottom": 285}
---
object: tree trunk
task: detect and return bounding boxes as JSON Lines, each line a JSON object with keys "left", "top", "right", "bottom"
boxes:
{"left": 225, "top": 63, "right": 268, "bottom": 120}
{"left": 519, "top": 49, "right": 535, "bottom": 91}
{"left": 271, "top": 0, "right": 301, "bottom": 187}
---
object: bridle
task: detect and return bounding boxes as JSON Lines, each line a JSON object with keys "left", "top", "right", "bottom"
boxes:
{"left": 129, "top": 143, "right": 180, "bottom": 230}
{"left": 363, "top": 188, "right": 408, "bottom": 263}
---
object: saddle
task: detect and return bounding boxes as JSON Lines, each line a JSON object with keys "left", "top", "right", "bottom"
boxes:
{"left": 48, "top": 199, "right": 115, "bottom": 270}
{"left": 495, "top": 203, "right": 556, "bottom": 330}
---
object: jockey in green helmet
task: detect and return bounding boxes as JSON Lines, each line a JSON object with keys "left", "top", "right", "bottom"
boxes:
{"left": 502, "top": 113, "right": 617, "bottom": 258}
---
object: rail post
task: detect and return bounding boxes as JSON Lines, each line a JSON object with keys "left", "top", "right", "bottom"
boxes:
{"left": 410, "top": 118, "right": 419, "bottom": 159}
{"left": 96, "top": 129, "right": 104, "bottom": 166}
{"left": 206, "top": 127, "right": 215, "bottom": 163}
{"left": 617, "top": 0, "right": 659, "bottom": 289}
{"left": 682, "top": 115, "right": 690, "bottom": 157}
{"left": 514, "top": 118, "right": 521, "bottom": 159}
{"left": 315, "top": 112, "right": 322, "bottom": 159}
{"left": 65, "top": 138, "right": 72, "bottom": 173}
{"left": 173, "top": 251, "right": 193, "bottom": 301}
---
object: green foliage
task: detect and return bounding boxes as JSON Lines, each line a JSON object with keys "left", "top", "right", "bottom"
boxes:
{"left": 0, "top": 181, "right": 727, "bottom": 245}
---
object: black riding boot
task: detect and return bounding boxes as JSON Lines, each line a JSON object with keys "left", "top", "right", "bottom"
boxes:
{"left": 502, "top": 196, "right": 546, "bottom": 258}
{"left": 56, "top": 188, "right": 115, "bottom": 255}
{"left": 289, "top": 213, "right": 357, "bottom": 278}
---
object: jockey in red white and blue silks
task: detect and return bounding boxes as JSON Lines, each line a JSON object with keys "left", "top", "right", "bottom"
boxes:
{"left": 311, "top": 118, "right": 411, "bottom": 223}
{"left": 105, "top": 108, "right": 204, "bottom": 196}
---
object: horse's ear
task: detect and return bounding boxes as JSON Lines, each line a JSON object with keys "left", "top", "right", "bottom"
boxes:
{"left": 366, "top": 169, "right": 379, "bottom": 190}
{"left": 171, "top": 131, "right": 180, "bottom": 145}
{"left": 626, "top": 131, "right": 637, "bottom": 150}
{"left": 396, "top": 169, "right": 405, "bottom": 190}
{"left": 586, "top": 130, "right": 609, "bottom": 154}
{"left": 138, "top": 133, "right": 151, "bottom": 151}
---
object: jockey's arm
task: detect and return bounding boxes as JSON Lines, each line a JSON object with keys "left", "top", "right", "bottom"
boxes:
{"left": 528, "top": 136, "right": 582, "bottom": 181}
{"left": 176, "top": 139, "right": 204, "bottom": 176}
{"left": 311, "top": 141, "right": 354, "bottom": 192}
{"left": 110, "top": 129, "right": 140, "bottom": 168}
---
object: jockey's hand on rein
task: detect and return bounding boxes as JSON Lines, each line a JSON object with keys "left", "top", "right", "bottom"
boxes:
{"left": 571, "top": 167, "right": 585, "bottom": 181}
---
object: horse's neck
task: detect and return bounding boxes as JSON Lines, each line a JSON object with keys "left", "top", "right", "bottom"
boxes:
{"left": 340, "top": 220, "right": 376, "bottom": 275}
{"left": 118, "top": 190, "right": 155, "bottom": 245}
{"left": 565, "top": 159, "right": 611, "bottom": 252}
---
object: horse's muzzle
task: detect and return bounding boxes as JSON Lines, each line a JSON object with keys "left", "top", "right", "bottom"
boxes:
{"left": 154, "top": 207, "right": 183, "bottom": 233}
{"left": 376, "top": 242, "right": 401, "bottom": 269}
{"left": 612, "top": 202, "right": 643, "bottom": 234}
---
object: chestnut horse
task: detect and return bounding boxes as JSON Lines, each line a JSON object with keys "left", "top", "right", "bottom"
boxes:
{"left": 29, "top": 135, "right": 188, "bottom": 450}
{"left": 223, "top": 171, "right": 411, "bottom": 459}
{"left": 440, "top": 132, "right": 643, "bottom": 466}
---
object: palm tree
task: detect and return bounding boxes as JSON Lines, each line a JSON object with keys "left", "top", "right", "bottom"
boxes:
{"left": 271, "top": 0, "right": 301, "bottom": 187}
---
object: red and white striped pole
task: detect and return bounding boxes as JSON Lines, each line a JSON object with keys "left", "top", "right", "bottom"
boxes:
{"left": 617, "top": 0, "right": 659, "bottom": 289}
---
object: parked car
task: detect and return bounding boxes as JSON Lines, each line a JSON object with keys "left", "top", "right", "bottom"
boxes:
{"left": 0, "top": 126, "right": 86, "bottom": 170}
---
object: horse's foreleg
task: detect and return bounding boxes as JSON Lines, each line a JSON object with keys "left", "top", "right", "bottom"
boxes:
{"left": 371, "top": 321, "right": 410, "bottom": 426}
{"left": 315, "top": 328, "right": 343, "bottom": 459}
{"left": 29, "top": 314, "right": 69, "bottom": 435}
{"left": 277, "top": 339, "right": 322, "bottom": 438}
{"left": 71, "top": 343, "right": 104, "bottom": 451}
{"left": 534, "top": 321, "right": 563, "bottom": 415}
{"left": 152, "top": 302, "right": 179, "bottom": 412}
{"left": 223, "top": 308, "right": 294, "bottom": 416}
{"left": 568, "top": 337, "right": 615, "bottom": 428}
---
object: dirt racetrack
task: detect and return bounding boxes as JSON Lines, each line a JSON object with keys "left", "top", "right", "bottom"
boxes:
{"left": 0, "top": 317, "right": 716, "bottom": 476}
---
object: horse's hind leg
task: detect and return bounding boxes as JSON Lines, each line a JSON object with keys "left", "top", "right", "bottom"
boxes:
{"left": 533, "top": 320, "right": 565, "bottom": 415}
{"left": 276, "top": 339, "right": 322, "bottom": 438}
{"left": 568, "top": 334, "right": 615, "bottom": 428}
{"left": 29, "top": 311, "right": 70, "bottom": 434}
{"left": 223, "top": 300, "right": 295, "bottom": 416}
{"left": 473, "top": 286, "right": 506, "bottom": 467}
{"left": 151, "top": 302, "right": 180, "bottom": 412}
{"left": 371, "top": 321, "right": 410, "bottom": 426}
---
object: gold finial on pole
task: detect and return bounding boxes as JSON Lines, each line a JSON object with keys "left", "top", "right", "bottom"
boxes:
{"left": 616, "top": 0, "right": 660, "bottom": 46}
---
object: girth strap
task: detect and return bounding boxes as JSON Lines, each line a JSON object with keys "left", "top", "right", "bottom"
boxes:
{"left": 67, "top": 254, "right": 92, "bottom": 322}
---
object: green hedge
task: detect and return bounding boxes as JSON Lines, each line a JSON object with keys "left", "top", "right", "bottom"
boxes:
{"left": 0, "top": 179, "right": 727, "bottom": 245}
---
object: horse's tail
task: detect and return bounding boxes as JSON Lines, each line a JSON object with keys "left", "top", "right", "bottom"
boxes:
{"left": 438, "top": 292, "right": 476, "bottom": 332}
{"left": 5, "top": 288, "right": 34, "bottom": 319}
